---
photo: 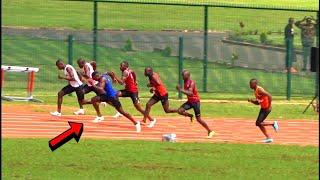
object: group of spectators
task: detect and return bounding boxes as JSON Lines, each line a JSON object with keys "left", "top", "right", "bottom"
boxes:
{"left": 284, "top": 16, "right": 317, "bottom": 72}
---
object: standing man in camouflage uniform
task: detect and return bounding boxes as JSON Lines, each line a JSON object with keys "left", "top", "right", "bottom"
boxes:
{"left": 295, "top": 16, "right": 317, "bottom": 71}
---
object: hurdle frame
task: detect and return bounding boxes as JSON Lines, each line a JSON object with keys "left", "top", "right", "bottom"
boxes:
{"left": 1, "top": 65, "right": 42, "bottom": 103}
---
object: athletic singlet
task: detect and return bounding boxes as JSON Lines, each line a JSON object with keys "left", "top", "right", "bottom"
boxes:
{"left": 184, "top": 79, "right": 200, "bottom": 103}
{"left": 254, "top": 86, "right": 270, "bottom": 109}
{"left": 123, "top": 68, "right": 138, "bottom": 93}
{"left": 101, "top": 74, "right": 117, "bottom": 98}
{"left": 84, "top": 62, "right": 94, "bottom": 78}
{"left": 149, "top": 72, "right": 167, "bottom": 97}
{"left": 84, "top": 62, "right": 98, "bottom": 86}
{"left": 64, "top": 64, "right": 83, "bottom": 88}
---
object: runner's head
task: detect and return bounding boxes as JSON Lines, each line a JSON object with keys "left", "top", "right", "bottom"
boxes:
{"left": 144, "top": 67, "right": 153, "bottom": 77}
{"left": 55, "top": 59, "right": 65, "bottom": 70}
{"left": 92, "top": 71, "right": 101, "bottom": 81}
{"left": 249, "top": 78, "right": 258, "bottom": 89}
{"left": 120, "top": 61, "right": 129, "bottom": 71}
{"left": 77, "top": 58, "right": 86, "bottom": 68}
{"left": 182, "top": 69, "right": 190, "bottom": 81}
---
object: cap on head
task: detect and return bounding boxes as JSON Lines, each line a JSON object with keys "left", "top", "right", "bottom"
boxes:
{"left": 306, "top": 17, "right": 312, "bottom": 22}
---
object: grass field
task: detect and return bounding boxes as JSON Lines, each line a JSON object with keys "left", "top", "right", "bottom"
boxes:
{"left": 2, "top": 139, "right": 318, "bottom": 179}
{"left": 2, "top": 35, "right": 316, "bottom": 97}
{"left": 2, "top": 94, "right": 318, "bottom": 120}
{"left": 4, "top": 0, "right": 317, "bottom": 49}
{"left": 2, "top": 0, "right": 317, "bottom": 31}
{"left": 2, "top": 1, "right": 319, "bottom": 179}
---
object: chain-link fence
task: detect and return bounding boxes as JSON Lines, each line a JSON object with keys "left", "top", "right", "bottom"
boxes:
{"left": 1, "top": 0, "right": 318, "bottom": 99}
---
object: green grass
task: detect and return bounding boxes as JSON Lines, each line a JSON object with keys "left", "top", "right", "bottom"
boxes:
{"left": 2, "top": 95, "right": 318, "bottom": 120}
{"left": 2, "top": 0, "right": 317, "bottom": 31}
{"left": 84, "top": 0, "right": 318, "bottom": 9}
{"left": 2, "top": 35, "right": 316, "bottom": 97}
{"left": 230, "top": 33, "right": 305, "bottom": 49}
{"left": 2, "top": 139, "right": 318, "bottom": 179}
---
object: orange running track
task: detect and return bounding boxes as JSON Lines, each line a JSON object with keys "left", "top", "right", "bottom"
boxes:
{"left": 2, "top": 110, "right": 318, "bottom": 146}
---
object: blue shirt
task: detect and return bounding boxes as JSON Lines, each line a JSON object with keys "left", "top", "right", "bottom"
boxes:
{"left": 101, "top": 74, "right": 117, "bottom": 98}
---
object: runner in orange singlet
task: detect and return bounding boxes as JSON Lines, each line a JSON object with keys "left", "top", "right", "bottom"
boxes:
{"left": 248, "top": 79, "right": 279, "bottom": 143}
{"left": 142, "top": 67, "right": 190, "bottom": 127}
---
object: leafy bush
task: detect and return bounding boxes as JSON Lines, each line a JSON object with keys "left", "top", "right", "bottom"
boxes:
{"left": 123, "top": 38, "right": 133, "bottom": 51}
{"left": 260, "top": 32, "right": 268, "bottom": 44}
{"left": 162, "top": 46, "right": 172, "bottom": 57}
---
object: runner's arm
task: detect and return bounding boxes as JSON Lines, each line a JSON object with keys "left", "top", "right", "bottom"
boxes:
{"left": 112, "top": 71, "right": 128, "bottom": 85}
{"left": 176, "top": 82, "right": 194, "bottom": 96}
{"left": 92, "top": 78, "right": 106, "bottom": 94}
{"left": 59, "top": 67, "right": 76, "bottom": 81}
{"left": 248, "top": 98, "right": 260, "bottom": 105}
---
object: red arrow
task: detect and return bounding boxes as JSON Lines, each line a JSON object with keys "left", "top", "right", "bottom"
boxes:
{"left": 49, "top": 121, "right": 83, "bottom": 151}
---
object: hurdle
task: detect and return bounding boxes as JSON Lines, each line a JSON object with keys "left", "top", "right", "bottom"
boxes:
{"left": 1, "top": 65, "right": 42, "bottom": 102}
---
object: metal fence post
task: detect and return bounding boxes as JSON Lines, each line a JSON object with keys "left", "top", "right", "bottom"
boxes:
{"left": 68, "top": 35, "right": 74, "bottom": 66}
{"left": 93, "top": 0, "right": 98, "bottom": 63}
{"left": 178, "top": 36, "right": 184, "bottom": 99}
{"left": 316, "top": 11, "right": 319, "bottom": 101}
{"left": 203, "top": 5, "right": 209, "bottom": 92}
{"left": 68, "top": 34, "right": 74, "bottom": 97}
{"left": 286, "top": 38, "right": 293, "bottom": 100}
{"left": 317, "top": 11, "right": 319, "bottom": 48}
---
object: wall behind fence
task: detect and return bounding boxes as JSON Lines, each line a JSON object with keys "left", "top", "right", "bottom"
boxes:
{"left": 1, "top": 0, "right": 318, "bottom": 99}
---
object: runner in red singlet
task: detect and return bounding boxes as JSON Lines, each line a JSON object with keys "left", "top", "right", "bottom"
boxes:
{"left": 142, "top": 67, "right": 190, "bottom": 128}
{"left": 176, "top": 70, "right": 215, "bottom": 138}
{"left": 110, "top": 61, "right": 156, "bottom": 124}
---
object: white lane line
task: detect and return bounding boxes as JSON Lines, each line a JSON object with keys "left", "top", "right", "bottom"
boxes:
{"left": 2, "top": 134, "right": 317, "bottom": 146}
{"left": 3, "top": 129, "right": 317, "bottom": 141}
{"left": 1, "top": 129, "right": 210, "bottom": 136}
{"left": 2, "top": 114, "right": 318, "bottom": 124}
{"left": 3, "top": 118, "right": 318, "bottom": 127}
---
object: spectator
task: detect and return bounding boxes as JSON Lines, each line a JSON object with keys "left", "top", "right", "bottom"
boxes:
{"left": 295, "top": 16, "right": 317, "bottom": 71}
{"left": 284, "top": 17, "right": 297, "bottom": 73}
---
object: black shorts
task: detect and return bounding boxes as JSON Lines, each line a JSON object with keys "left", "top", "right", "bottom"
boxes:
{"left": 151, "top": 93, "right": 169, "bottom": 105}
{"left": 83, "top": 84, "right": 97, "bottom": 94}
{"left": 99, "top": 94, "right": 121, "bottom": 109}
{"left": 61, "top": 84, "right": 84, "bottom": 101}
{"left": 120, "top": 89, "right": 140, "bottom": 104}
{"left": 256, "top": 108, "right": 271, "bottom": 126}
{"left": 181, "top": 101, "right": 201, "bottom": 117}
